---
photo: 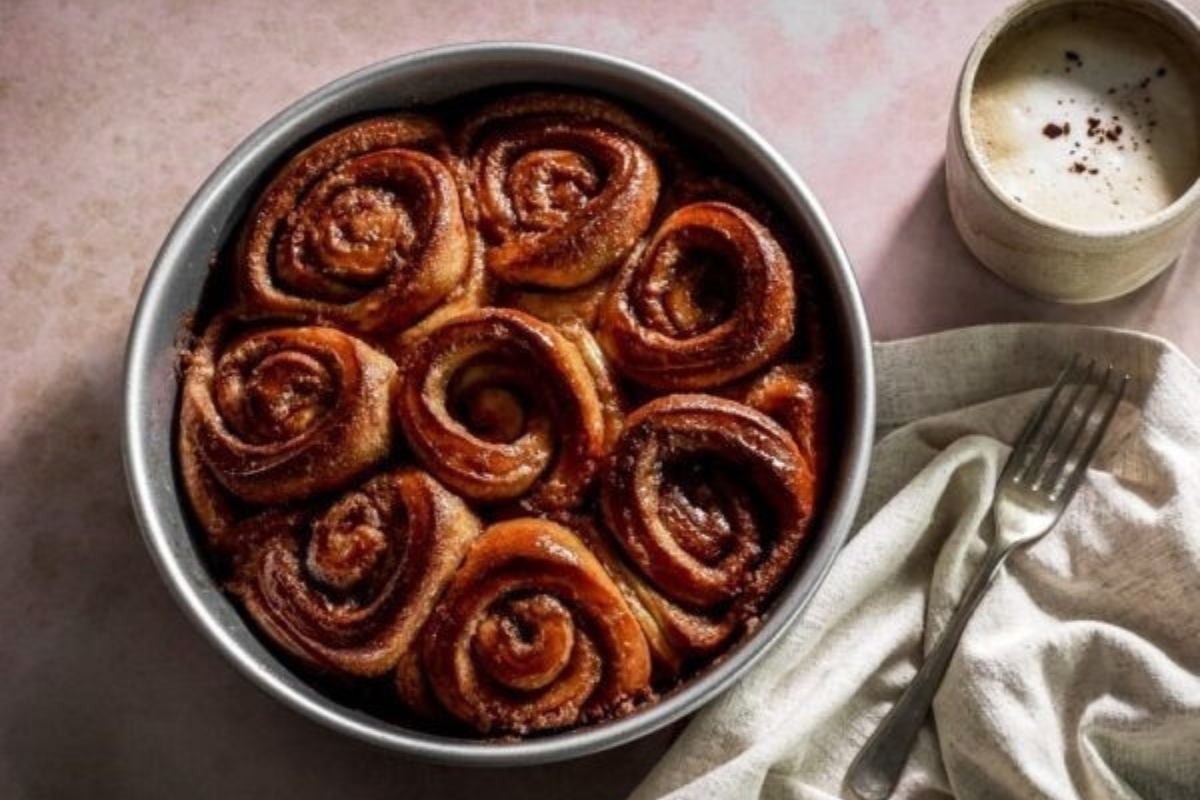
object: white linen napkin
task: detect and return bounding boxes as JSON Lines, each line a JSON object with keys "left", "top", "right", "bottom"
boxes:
{"left": 630, "top": 324, "right": 1200, "bottom": 800}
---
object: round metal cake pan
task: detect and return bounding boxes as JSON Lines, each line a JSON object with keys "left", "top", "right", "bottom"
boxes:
{"left": 122, "top": 43, "right": 875, "bottom": 766}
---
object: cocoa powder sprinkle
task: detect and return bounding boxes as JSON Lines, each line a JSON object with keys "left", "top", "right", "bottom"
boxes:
{"left": 1035, "top": 58, "right": 1167, "bottom": 183}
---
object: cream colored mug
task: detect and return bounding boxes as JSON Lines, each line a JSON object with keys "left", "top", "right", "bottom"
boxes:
{"left": 947, "top": 0, "right": 1200, "bottom": 303}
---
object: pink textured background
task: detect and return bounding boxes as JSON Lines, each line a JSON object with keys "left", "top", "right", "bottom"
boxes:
{"left": 1, "top": 0, "right": 1197, "bottom": 797}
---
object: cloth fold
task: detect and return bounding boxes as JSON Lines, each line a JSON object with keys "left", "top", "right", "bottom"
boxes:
{"left": 631, "top": 324, "right": 1200, "bottom": 800}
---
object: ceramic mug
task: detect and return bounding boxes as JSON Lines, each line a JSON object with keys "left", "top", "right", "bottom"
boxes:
{"left": 946, "top": 0, "right": 1200, "bottom": 303}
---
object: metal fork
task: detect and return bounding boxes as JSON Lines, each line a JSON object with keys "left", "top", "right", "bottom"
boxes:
{"left": 846, "top": 355, "right": 1130, "bottom": 800}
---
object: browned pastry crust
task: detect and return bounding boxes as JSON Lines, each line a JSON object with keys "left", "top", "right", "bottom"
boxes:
{"left": 178, "top": 318, "right": 397, "bottom": 553}
{"left": 461, "top": 92, "right": 661, "bottom": 290}
{"left": 597, "top": 201, "right": 796, "bottom": 391}
{"left": 177, "top": 427, "right": 242, "bottom": 555}
{"left": 557, "top": 320, "right": 626, "bottom": 451}
{"left": 398, "top": 517, "right": 653, "bottom": 734}
{"left": 595, "top": 394, "right": 814, "bottom": 672}
{"left": 231, "top": 468, "right": 481, "bottom": 676}
{"left": 237, "top": 116, "right": 473, "bottom": 334}
{"left": 722, "top": 363, "right": 825, "bottom": 516}
{"left": 388, "top": 229, "right": 492, "bottom": 355}
{"left": 395, "top": 308, "right": 607, "bottom": 511}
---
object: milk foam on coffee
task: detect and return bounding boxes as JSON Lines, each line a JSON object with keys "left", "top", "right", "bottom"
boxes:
{"left": 970, "top": 4, "right": 1200, "bottom": 231}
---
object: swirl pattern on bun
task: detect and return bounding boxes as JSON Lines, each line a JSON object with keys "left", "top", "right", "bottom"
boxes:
{"left": 595, "top": 394, "right": 815, "bottom": 671}
{"left": 597, "top": 201, "right": 795, "bottom": 390}
{"left": 398, "top": 518, "right": 652, "bottom": 734}
{"left": 395, "top": 308, "right": 608, "bottom": 511}
{"left": 462, "top": 93, "right": 661, "bottom": 290}
{"left": 179, "top": 318, "right": 397, "bottom": 553}
{"left": 237, "top": 117, "right": 473, "bottom": 334}
{"left": 233, "top": 469, "right": 481, "bottom": 676}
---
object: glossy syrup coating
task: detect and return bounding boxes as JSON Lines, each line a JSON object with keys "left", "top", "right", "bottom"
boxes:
{"left": 177, "top": 89, "right": 832, "bottom": 738}
{"left": 595, "top": 395, "right": 814, "bottom": 672}
{"left": 237, "top": 116, "right": 471, "bottom": 334}
{"left": 398, "top": 518, "right": 653, "bottom": 735}
{"left": 461, "top": 91, "right": 662, "bottom": 290}
{"left": 179, "top": 317, "right": 398, "bottom": 554}
{"left": 232, "top": 469, "right": 481, "bottom": 676}
{"left": 597, "top": 201, "right": 796, "bottom": 391}
{"left": 395, "top": 307, "right": 607, "bottom": 512}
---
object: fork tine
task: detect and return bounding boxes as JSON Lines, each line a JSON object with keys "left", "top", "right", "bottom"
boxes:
{"left": 1004, "top": 354, "right": 1079, "bottom": 481}
{"left": 1038, "top": 364, "right": 1112, "bottom": 491}
{"left": 1019, "top": 357, "right": 1093, "bottom": 483}
{"left": 1056, "top": 371, "right": 1129, "bottom": 502}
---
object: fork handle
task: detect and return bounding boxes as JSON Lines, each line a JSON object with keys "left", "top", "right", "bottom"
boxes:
{"left": 847, "top": 543, "right": 1010, "bottom": 799}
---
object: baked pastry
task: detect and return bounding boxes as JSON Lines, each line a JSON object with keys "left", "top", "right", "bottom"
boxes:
{"left": 461, "top": 92, "right": 661, "bottom": 290}
{"left": 724, "top": 363, "right": 825, "bottom": 514}
{"left": 397, "top": 518, "right": 652, "bottom": 734}
{"left": 597, "top": 201, "right": 796, "bottom": 390}
{"left": 179, "top": 317, "right": 397, "bottom": 554}
{"left": 237, "top": 116, "right": 474, "bottom": 334}
{"left": 233, "top": 469, "right": 480, "bottom": 676}
{"left": 176, "top": 88, "right": 833, "bottom": 738}
{"left": 594, "top": 394, "right": 814, "bottom": 672}
{"left": 394, "top": 307, "right": 609, "bottom": 511}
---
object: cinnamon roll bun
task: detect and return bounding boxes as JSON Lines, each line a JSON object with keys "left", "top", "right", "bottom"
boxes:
{"left": 237, "top": 116, "right": 472, "bottom": 334}
{"left": 395, "top": 308, "right": 607, "bottom": 511}
{"left": 461, "top": 93, "right": 661, "bottom": 289}
{"left": 597, "top": 201, "right": 796, "bottom": 390}
{"left": 233, "top": 469, "right": 481, "bottom": 676}
{"left": 399, "top": 518, "right": 652, "bottom": 734}
{"left": 178, "top": 318, "right": 397, "bottom": 539}
{"left": 596, "top": 394, "right": 813, "bottom": 669}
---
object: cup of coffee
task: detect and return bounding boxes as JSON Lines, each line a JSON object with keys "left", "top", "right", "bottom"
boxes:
{"left": 947, "top": 0, "right": 1200, "bottom": 303}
